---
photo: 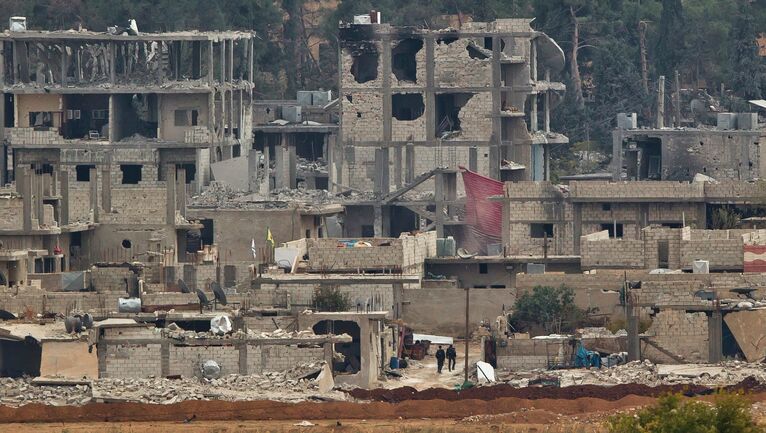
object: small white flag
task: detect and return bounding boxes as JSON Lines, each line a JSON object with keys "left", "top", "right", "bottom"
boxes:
{"left": 251, "top": 238, "right": 257, "bottom": 259}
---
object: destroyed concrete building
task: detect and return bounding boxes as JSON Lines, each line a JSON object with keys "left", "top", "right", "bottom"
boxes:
{"left": 0, "top": 28, "right": 257, "bottom": 286}
{"left": 334, "top": 18, "right": 568, "bottom": 238}
{"left": 612, "top": 112, "right": 764, "bottom": 181}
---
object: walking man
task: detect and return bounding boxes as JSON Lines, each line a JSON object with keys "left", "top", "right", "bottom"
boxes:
{"left": 435, "top": 345, "right": 446, "bottom": 373}
{"left": 446, "top": 344, "right": 457, "bottom": 371}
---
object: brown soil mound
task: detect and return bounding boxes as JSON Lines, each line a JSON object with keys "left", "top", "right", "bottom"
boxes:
{"left": 0, "top": 394, "right": 658, "bottom": 424}
{"left": 348, "top": 377, "right": 766, "bottom": 403}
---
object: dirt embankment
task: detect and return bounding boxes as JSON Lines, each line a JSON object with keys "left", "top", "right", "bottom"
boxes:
{"left": 347, "top": 376, "right": 766, "bottom": 403}
{"left": 0, "top": 378, "right": 763, "bottom": 425}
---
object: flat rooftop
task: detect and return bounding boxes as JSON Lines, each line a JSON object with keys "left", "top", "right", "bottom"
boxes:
{"left": 0, "top": 29, "right": 253, "bottom": 41}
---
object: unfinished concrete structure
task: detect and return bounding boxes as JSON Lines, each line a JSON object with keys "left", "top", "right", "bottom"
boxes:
{"left": 612, "top": 112, "right": 764, "bottom": 181}
{"left": 499, "top": 179, "right": 766, "bottom": 257}
{"left": 0, "top": 28, "right": 256, "bottom": 286}
{"left": 250, "top": 91, "right": 338, "bottom": 192}
{"left": 333, "top": 18, "right": 567, "bottom": 238}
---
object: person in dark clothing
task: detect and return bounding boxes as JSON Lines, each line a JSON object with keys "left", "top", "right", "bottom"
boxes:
{"left": 446, "top": 344, "right": 457, "bottom": 371}
{"left": 435, "top": 346, "right": 446, "bottom": 373}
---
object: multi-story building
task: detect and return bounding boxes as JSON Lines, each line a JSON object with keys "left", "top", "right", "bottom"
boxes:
{"left": 0, "top": 26, "right": 255, "bottom": 280}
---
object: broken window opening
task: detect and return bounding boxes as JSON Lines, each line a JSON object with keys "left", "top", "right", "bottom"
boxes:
{"left": 530, "top": 223, "right": 554, "bottom": 239}
{"left": 113, "top": 94, "right": 158, "bottom": 141}
{"left": 295, "top": 132, "right": 326, "bottom": 161}
{"left": 75, "top": 165, "right": 94, "bottom": 182}
{"left": 391, "top": 39, "right": 423, "bottom": 83}
{"left": 62, "top": 94, "right": 109, "bottom": 139}
{"left": 177, "top": 163, "right": 196, "bottom": 184}
{"left": 29, "top": 112, "right": 56, "bottom": 129}
{"left": 392, "top": 93, "right": 424, "bottom": 121}
{"left": 200, "top": 219, "right": 214, "bottom": 246}
{"left": 34, "top": 164, "right": 53, "bottom": 175}
{"left": 437, "top": 35, "right": 458, "bottom": 45}
{"left": 466, "top": 41, "right": 491, "bottom": 60}
{"left": 174, "top": 109, "right": 199, "bottom": 127}
{"left": 435, "top": 93, "right": 474, "bottom": 138}
{"left": 120, "top": 164, "right": 142, "bottom": 184}
{"left": 232, "top": 144, "right": 241, "bottom": 158}
{"left": 600, "top": 223, "right": 624, "bottom": 239}
{"left": 313, "top": 320, "right": 361, "bottom": 375}
{"left": 350, "top": 52, "right": 379, "bottom": 84}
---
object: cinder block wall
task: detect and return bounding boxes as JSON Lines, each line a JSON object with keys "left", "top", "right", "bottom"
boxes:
{"left": 643, "top": 309, "right": 709, "bottom": 363}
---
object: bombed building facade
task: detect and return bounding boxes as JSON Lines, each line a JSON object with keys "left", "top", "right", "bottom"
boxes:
{"left": 4, "top": 12, "right": 766, "bottom": 403}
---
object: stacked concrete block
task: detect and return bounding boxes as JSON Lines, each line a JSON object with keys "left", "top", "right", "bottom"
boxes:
{"left": 90, "top": 266, "right": 134, "bottom": 294}
{"left": 340, "top": 41, "right": 384, "bottom": 89}
{"left": 391, "top": 44, "right": 427, "bottom": 87}
{"left": 680, "top": 240, "right": 743, "bottom": 270}
{"left": 6, "top": 128, "right": 63, "bottom": 146}
{"left": 391, "top": 115, "right": 426, "bottom": 142}
{"left": 644, "top": 310, "right": 709, "bottom": 363}
{"left": 433, "top": 39, "right": 492, "bottom": 88}
{"left": 168, "top": 345, "right": 241, "bottom": 377}
{"left": 260, "top": 344, "right": 324, "bottom": 371}
{"left": 569, "top": 181, "right": 704, "bottom": 201}
{"left": 103, "top": 343, "right": 163, "bottom": 378}
{"left": 184, "top": 126, "right": 212, "bottom": 144}
{"left": 101, "top": 187, "right": 167, "bottom": 225}
{"left": 341, "top": 92, "right": 383, "bottom": 142}
{"left": 581, "top": 234, "right": 644, "bottom": 269}
{"left": 455, "top": 93, "right": 493, "bottom": 141}
{"left": 0, "top": 196, "right": 24, "bottom": 230}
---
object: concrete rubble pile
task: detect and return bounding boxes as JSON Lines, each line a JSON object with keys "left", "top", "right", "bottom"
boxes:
{"left": 502, "top": 360, "right": 766, "bottom": 388}
{"left": 0, "top": 362, "right": 346, "bottom": 407}
{"left": 296, "top": 157, "right": 328, "bottom": 174}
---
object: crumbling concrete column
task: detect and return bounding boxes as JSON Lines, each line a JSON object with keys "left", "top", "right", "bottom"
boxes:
{"left": 0, "top": 91, "right": 5, "bottom": 185}
{"left": 101, "top": 163, "right": 112, "bottom": 213}
{"left": 59, "top": 168, "right": 69, "bottom": 226}
{"left": 176, "top": 166, "right": 187, "bottom": 219}
{"left": 405, "top": 143, "right": 414, "bottom": 184}
{"left": 657, "top": 75, "right": 665, "bottom": 129}
{"left": 165, "top": 164, "right": 176, "bottom": 225}
{"left": 708, "top": 309, "right": 723, "bottom": 363}
{"left": 530, "top": 95, "right": 538, "bottom": 132}
{"left": 288, "top": 138, "right": 297, "bottom": 189}
{"left": 393, "top": 145, "right": 403, "bottom": 190}
{"left": 627, "top": 301, "right": 640, "bottom": 362}
{"left": 36, "top": 173, "right": 45, "bottom": 227}
{"left": 21, "top": 167, "right": 32, "bottom": 232}
{"left": 501, "top": 199, "right": 511, "bottom": 255}
{"left": 89, "top": 167, "right": 99, "bottom": 222}
{"left": 572, "top": 202, "right": 582, "bottom": 255}
{"left": 434, "top": 171, "right": 445, "bottom": 238}
{"left": 261, "top": 144, "right": 271, "bottom": 193}
{"left": 373, "top": 205, "right": 384, "bottom": 238}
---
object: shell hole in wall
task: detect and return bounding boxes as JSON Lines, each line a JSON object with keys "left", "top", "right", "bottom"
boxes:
{"left": 122, "top": 239, "right": 132, "bottom": 249}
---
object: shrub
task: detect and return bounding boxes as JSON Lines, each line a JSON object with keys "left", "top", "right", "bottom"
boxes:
{"left": 312, "top": 286, "right": 351, "bottom": 312}
{"left": 509, "top": 285, "right": 587, "bottom": 334}
{"left": 608, "top": 392, "right": 764, "bottom": 433}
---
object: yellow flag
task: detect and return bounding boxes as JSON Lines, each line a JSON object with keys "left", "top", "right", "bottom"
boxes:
{"left": 266, "top": 227, "right": 274, "bottom": 248}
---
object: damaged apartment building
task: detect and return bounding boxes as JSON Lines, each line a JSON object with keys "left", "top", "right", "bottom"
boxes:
{"left": 333, "top": 18, "right": 568, "bottom": 238}
{"left": 0, "top": 25, "right": 256, "bottom": 279}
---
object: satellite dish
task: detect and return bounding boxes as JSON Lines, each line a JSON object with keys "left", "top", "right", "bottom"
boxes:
{"left": 211, "top": 281, "right": 227, "bottom": 306}
{"left": 195, "top": 288, "right": 209, "bottom": 306}
{"left": 178, "top": 279, "right": 191, "bottom": 294}
{"left": 64, "top": 316, "right": 82, "bottom": 334}
{"left": 81, "top": 313, "right": 94, "bottom": 329}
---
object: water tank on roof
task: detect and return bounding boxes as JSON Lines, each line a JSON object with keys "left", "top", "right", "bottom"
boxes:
{"left": 9, "top": 17, "right": 26, "bottom": 32}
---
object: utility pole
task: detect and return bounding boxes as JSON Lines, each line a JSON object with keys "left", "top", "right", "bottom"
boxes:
{"left": 464, "top": 286, "right": 470, "bottom": 384}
